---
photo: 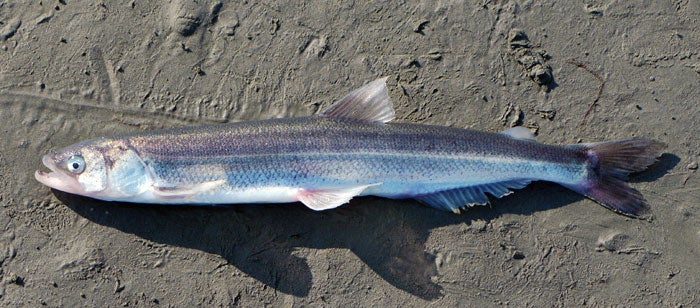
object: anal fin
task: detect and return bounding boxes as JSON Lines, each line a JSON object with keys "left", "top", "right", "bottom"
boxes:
{"left": 416, "top": 179, "right": 532, "bottom": 213}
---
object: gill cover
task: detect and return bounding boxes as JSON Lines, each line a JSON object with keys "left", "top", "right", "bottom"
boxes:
{"left": 103, "top": 145, "right": 151, "bottom": 198}
{"left": 76, "top": 148, "right": 109, "bottom": 192}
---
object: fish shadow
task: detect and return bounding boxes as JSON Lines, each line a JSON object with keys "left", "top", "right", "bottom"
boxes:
{"left": 56, "top": 185, "right": 576, "bottom": 300}
{"left": 57, "top": 155, "right": 676, "bottom": 300}
{"left": 629, "top": 153, "right": 679, "bottom": 183}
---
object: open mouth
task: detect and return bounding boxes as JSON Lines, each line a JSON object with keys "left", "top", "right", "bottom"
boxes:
{"left": 35, "top": 154, "right": 61, "bottom": 187}
{"left": 34, "top": 154, "right": 82, "bottom": 193}
{"left": 35, "top": 153, "right": 54, "bottom": 174}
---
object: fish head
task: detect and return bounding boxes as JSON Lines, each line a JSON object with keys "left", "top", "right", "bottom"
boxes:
{"left": 35, "top": 138, "right": 150, "bottom": 200}
{"left": 35, "top": 138, "right": 110, "bottom": 196}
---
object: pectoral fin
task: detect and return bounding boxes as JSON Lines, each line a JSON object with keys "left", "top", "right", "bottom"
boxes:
{"left": 298, "top": 183, "right": 381, "bottom": 211}
{"left": 153, "top": 179, "right": 226, "bottom": 199}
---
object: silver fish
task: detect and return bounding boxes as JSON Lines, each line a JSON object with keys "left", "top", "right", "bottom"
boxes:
{"left": 35, "top": 78, "right": 665, "bottom": 216}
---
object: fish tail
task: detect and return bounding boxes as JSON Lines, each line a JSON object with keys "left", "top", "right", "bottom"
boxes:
{"left": 564, "top": 138, "right": 666, "bottom": 217}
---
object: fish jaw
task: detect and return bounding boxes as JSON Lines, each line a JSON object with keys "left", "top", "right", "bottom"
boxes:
{"left": 35, "top": 153, "right": 86, "bottom": 195}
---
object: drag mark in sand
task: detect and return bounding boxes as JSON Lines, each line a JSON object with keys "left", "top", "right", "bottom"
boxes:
{"left": 0, "top": 91, "right": 227, "bottom": 126}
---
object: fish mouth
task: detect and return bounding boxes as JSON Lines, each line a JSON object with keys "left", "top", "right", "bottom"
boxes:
{"left": 35, "top": 154, "right": 83, "bottom": 194}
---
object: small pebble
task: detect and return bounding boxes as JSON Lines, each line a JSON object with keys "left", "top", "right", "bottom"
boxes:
{"left": 0, "top": 18, "right": 21, "bottom": 40}
{"left": 687, "top": 162, "right": 698, "bottom": 170}
{"left": 596, "top": 231, "right": 628, "bottom": 252}
{"left": 513, "top": 251, "right": 525, "bottom": 259}
{"left": 6, "top": 273, "right": 24, "bottom": 286}
{"left": 413, "top": 20, "right": 429, "bottom": 34}
{"left": 508, "top": 28, "right": 528, "bottom": 43}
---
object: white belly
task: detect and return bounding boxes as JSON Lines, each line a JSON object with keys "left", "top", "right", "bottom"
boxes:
{"left": 111, "top": 186, "right": 302, "bottom": 205}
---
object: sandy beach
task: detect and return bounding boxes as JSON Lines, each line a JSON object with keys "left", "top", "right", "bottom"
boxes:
{"left": 1, "top": 1, "right": 698, "bottom": 306}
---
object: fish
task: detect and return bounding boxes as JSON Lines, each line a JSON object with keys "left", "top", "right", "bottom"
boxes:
{"left": 35, "top": 78, "right": 666, "bottom": 217}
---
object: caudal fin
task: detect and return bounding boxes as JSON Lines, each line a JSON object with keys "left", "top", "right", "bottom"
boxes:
{"left": 565, "top": 138, "right": 666, "bottom": 217}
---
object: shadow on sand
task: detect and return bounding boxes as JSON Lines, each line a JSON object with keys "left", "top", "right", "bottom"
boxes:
{"left": 57, "top": 154, "right": 677, "bottom": 300}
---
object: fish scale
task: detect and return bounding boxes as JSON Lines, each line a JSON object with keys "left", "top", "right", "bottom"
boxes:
{"left": 125, "top": 118, "right": 588, "bottom": 199}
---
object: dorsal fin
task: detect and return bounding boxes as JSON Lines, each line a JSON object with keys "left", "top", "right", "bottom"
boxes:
{"left": 500, "top": 127, "right": 536, "bottom": 141}
{"left": 317, "top": 77, "right": 395, "bottom": 123}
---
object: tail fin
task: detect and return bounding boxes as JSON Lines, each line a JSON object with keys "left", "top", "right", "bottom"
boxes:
{"left": 565, "top": 138, "right": 666, "bottom": 217}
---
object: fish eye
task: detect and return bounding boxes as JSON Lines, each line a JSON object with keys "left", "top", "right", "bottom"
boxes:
{"left": 66, "top": 155, "right": 86, "bottom": 174}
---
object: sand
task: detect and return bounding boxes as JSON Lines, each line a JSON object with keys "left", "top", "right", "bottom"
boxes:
{"left": 1, "top": 0, "right": 698, "bottom": 306}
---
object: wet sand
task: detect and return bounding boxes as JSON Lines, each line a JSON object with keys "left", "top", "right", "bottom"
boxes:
{"left": 0, "top": 1, "right": 698, "bottom": 306}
